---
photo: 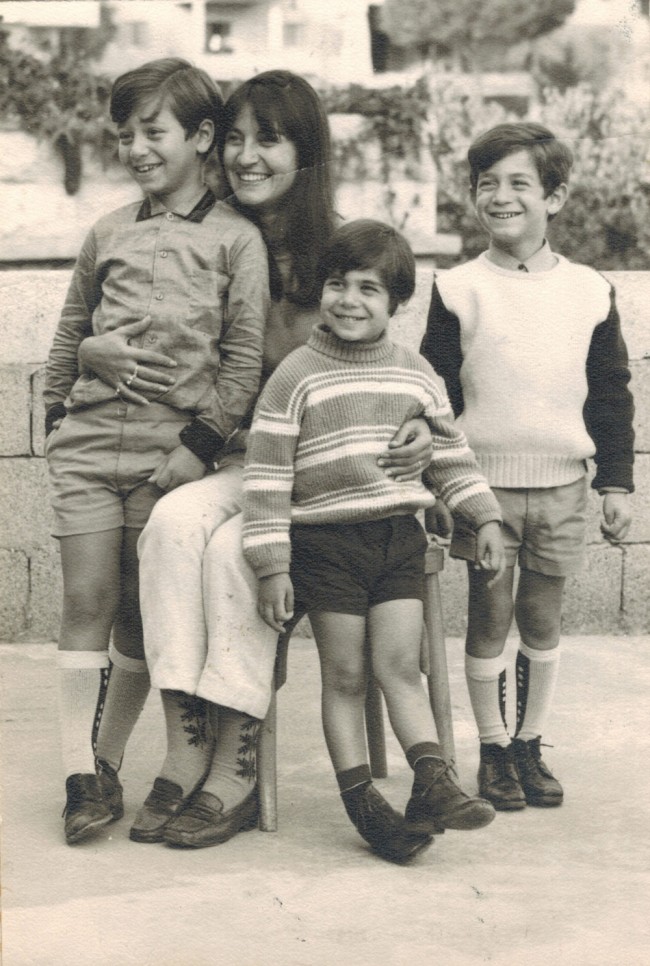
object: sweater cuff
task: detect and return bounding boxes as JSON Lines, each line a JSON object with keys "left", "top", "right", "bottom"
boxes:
{"left": 45, "top": 402, "right": 67, "bottom": 437}
{"left": 179, "top": 418, "right": 226, "bottom": 467}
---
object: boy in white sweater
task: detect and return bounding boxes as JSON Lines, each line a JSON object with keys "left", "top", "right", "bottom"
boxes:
{"left": 420, "top": 123, "right": 635, "bottom": 811}
{"left": 244, "top": 220, "right": 505, "bottom": 863}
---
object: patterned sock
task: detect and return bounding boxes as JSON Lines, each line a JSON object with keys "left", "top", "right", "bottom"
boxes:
{"left": 57, "top": 650, "right": 109, "bottom": 778}
{"left": 515, "top": 642, "right": 560, "bottom": 742}
{"left": 158, "top": 690, "right": 213, "bottom": 797}
{"left": 465, "top": 653, "right": 510, "bottom": 747}
{"left": 201, "top": 705, "right": 261, "bottom": 811}
{"left": 94, "top": 644, "right": 151, "bottom": 772}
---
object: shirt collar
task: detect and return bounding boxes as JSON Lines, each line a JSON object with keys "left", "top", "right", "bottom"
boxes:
{"left": 136, "top": 189, "right": 217, "bottom": 223}
{"left": 486, "top": 238, "right": 558, "bottom": 273}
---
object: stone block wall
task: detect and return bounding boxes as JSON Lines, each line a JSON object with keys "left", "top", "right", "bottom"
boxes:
{"left": 0, "top": 268, "right": 648, "bottom": 641}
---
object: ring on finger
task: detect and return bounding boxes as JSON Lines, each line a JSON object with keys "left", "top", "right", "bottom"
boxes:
{"left": 115, "top": 382, "right": 123, "bottom": 398}
{"left": 125, "top": 365, "right": 138, "bottom": 388}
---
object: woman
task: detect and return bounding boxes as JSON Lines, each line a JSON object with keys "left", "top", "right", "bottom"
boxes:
{"left": 82, "top": 71, "right": 434, "bottom": 848}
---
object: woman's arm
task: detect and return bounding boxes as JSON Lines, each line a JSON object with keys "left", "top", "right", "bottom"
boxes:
{"left": 377, "top": 417, "right": 434, "bottom": 482}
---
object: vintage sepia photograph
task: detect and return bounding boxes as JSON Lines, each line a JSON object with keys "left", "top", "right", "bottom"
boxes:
{"left": 1, "top": 1, "right": 648, "bottom": 963}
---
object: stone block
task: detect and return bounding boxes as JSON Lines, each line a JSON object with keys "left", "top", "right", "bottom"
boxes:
{"left": 604, "top": 271, "right": 650, "bottom": 361}
{"left": 630, "top": 360, "right": 650, "bottom": 453}
{"left": 0, "top": 271, "right": 71, "bottom": 364}
{"left": 32, "top": 367, "right": 47, "bottom": 457}
{"left": 621, "top": 544, "right": 650, "bottom": 633}
{"left": 29, "top": 546, "right": 63, "bottom": 642}
{"left": 563, "top": 544, "right": 623, "bottom": 634}
{"left": 0, "top": 549, "right": 29, "bottom": 640}
{"left": 0, "top": 366, "right": 32, "bottom": 455}
{"left": 0, "top": 459, "right": 53, "bottom": 550}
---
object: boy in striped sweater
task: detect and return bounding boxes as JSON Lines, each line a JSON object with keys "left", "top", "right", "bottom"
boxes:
{"left": 420, "top": 123, "right": 635, "bottom": 812}
{"left": 243, "top": 220, "right": 505, "bottom": 863}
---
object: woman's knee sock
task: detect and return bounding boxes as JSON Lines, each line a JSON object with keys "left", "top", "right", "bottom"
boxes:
{"left": 158, "top": 690, "right": 213, "bottom": 797}
{"left": 201, "top": 705, "right": 261, "bottom": 810}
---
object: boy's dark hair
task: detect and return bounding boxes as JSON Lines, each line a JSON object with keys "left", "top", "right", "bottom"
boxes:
{"left": 218, "top": 70, "right": 336, "bottom": 307}
{"left": 468, "top": 122, "right": 573, "bottom": 199}
{"left": 317, "top": 219, "right": 415, "bottom": 315}
{"left": 110, "top": 57, "right": 223, "bottom": 151}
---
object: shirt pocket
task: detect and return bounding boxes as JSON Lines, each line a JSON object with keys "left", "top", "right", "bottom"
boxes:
{"left": 186, "top": 268, "right": 228, "bottom": 338}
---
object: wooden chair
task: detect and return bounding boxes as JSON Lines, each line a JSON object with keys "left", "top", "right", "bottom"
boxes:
{"left": 256, "top": 535, "right": 455, "bottom": 832}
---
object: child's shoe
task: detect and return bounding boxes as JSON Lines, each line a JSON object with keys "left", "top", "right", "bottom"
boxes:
{"left": 478, "top": 743, "right": 526, "bottom": 811}
{"left": 96, "top": 759, "right": 124, "bottom": 822}
{"left": 512, "top": 737, "right": 563, "bottom": 806}
{"left": 405, "top": 751, "right": 496, "bottom": 834}
{"left": 342, "top": 783, "right": 432, "bottom": 864}
{"left": 63, "top": 773, "right": 113, "bottom": 845}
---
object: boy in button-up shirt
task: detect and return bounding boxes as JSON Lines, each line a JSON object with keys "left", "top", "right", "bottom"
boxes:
{"left": 43, "top": 57, "right": 269, "bottom": 845}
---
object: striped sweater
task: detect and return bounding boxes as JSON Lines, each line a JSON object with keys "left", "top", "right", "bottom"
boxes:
{"left": 242, "top": 323, "right": 502, "bottom": 578}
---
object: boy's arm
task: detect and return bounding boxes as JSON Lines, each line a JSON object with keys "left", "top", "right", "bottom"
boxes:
{"left": 179, "top": 231, "right": 270, "bottom": 466}
{"left": 241, "top": 369, "right": 301, "bottom": 580}
{"left": 44, "top": 231, "right": 100, "bottom": 432}
{"left": 584, "top": 286, "right": 635, "bottom": 493}
{"left": 419, "top": 280, "right": 464, "bottom": 418}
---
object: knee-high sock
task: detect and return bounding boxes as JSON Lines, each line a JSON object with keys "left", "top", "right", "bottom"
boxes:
{"left": 158, "top": 689, "right": 213, "bottom": 797}
{"left": 57, "top": 650, "right": 109, "bottom": 778}
{"left": 94, "top": 643, "right": 151, "bottom": 772}
{"left": 465, "top": 654, "right": 510, "bottom": 747}
{"left": 201, "top": 705, "right": 261, "bottom": 811}
{"left": 515, "top": 642, "right": 560, "bottom": 742}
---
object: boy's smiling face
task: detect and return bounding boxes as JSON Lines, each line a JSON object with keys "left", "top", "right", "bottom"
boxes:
{"left": 117, "top": 98, "right": 213, "bottom": 211}
{"left": 321, "top": 268, "right": 391, "bottom": 343}
{"left": 474, "top": 149, "right": 567, "bottom": 261}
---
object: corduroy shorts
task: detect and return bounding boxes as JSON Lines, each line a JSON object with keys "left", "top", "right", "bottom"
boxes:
{"left": 290, "top": 514, "right": 427, "bottom": 616}
{"left": 451, "top": 475, "right": 588, "bottom": 576}
{"left": 45, "top": 399, "right": 190, "bottom": 536}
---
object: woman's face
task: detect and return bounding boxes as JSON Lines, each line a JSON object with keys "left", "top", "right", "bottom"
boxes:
{"left": 222, "top": 103, "right": 298, "bottom": 211}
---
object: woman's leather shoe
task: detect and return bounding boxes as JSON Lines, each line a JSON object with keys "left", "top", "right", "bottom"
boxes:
{"left": 130, "top": 777, "right": 185, "bottom": 843}
{"left": 163, "top": 788, "right": 259, "bottom": 849}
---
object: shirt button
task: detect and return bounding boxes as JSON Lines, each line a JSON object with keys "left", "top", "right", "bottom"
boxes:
{"left": 155, "top": 293, "right": 164, "bottom": 300}
{"left": 166, "top": 212, "right": 174, "bottom": 221}
{"left": 160, "top": 251, "right": 168, "bottom": 258}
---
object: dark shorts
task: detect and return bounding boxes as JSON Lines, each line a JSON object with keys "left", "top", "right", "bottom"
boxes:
{"left": 290, "top": 515, "right": 427, "bottom": 616}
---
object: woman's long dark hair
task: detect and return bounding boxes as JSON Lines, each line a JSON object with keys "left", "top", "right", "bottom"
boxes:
{"left": 217, "top": 70, "right": 336, "bottom": 307}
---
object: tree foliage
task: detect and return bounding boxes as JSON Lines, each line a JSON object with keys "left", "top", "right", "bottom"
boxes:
{"left": 381, "top": 0, "right": 576, "bottom": 67}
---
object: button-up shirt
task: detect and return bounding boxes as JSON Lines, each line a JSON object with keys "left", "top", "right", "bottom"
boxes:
{"left": 44, "top": 191, "right": 269, "bottom": 460}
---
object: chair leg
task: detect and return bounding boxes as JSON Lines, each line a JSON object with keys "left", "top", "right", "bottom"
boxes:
{"left": 423, "top": 571, "right": 456, "bottom": 765}
{"left": 365, "top": 679, "right": 387, "bottom": 779}
{"left": 257, "top": 690, "right": 278, "bottom": 832}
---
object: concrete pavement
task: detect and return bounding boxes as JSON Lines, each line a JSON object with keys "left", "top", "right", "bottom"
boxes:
{"left": 2, "top": 633, "right": 649, "bottom": 966}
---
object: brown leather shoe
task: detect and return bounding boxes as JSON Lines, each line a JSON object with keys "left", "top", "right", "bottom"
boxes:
{"left": 478, "top": 743, "right": 526, "bottom": 811}
{"left": 163, "top": 788, "right": 259, "bottom": 849}
{"left": 130, "top": 777, "right": 185, "bottom": 843}
{"left": 513, "top": 737, "right": 563, "bottom": 806}
{"left": 405, "top": 754, "right": 496, "bottom": 834}
{"left": 342, "top": 783, "right": 433, "bottom": 864}
{"left": 63, "top": 773, "right": 112, "bottom": 845}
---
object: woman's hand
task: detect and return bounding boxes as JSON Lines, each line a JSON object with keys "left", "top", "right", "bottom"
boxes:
{"left": 79, "top": 316, "right": 178, "bottom": 405}
{"left": 149, "top": 445, "right": 206, "bottom": 492}
{"left": 377, "top": 417, "right": 433, "bottom": 482}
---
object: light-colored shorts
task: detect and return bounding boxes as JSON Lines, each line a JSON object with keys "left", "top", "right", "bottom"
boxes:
{"left": 451, "top": 475, "right": 588, "bottom": 576}
{"left": 45, "top": 399, "right": 189, "bottom": 537}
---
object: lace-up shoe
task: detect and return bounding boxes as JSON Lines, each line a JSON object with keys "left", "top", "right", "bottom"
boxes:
{"left": 512, "top": 737, "right": 563, "bottom": 806}
{"left": 342, "top": 783, "right": 432, "bottom": 863}
{"left": 478, "top": 743, "right": 526, "bottom": 810}
{"left": 63, "top": 773, "right": 113, "bottom": 845}
{"left": 405, "top": 754, "right": 496, "bottom": 834}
